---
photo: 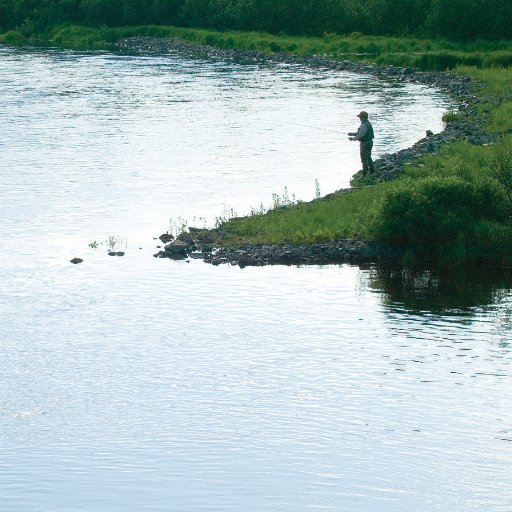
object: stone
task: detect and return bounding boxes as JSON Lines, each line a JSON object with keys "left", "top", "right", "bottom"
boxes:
{"left": 70, "top": 257, "right": 83, "bottom": 264}
{"left": 177, "top": 231, "right": 194, "bottom": 245}
{"left": 159, "top": 233, "right": 173, "bottom": 243}
{"left": 164, "top": 239, "right": 189, "bottom": 257}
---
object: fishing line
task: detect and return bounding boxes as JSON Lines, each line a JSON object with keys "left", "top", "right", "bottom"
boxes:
{"left": 286, "top": 122, "right": 343, "bottom": 134}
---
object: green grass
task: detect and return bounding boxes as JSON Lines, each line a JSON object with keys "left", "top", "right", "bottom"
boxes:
{"left": 458, "top": 66, "right": 512, "bottom": 133}
{"left": 219, "top": 186, "right": 383, "bottom": 245}
{"left": 219, "top": 135, "right": 512, "bottom": 265}
{"left": 4, "top": 23, "right": 512, "bottom": 70}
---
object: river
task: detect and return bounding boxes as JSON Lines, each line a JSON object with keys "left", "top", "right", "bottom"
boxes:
{"left": 0, "top": 45, "right": 511, "bottom": 511}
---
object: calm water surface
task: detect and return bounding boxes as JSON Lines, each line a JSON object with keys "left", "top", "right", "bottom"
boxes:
{"left": 1, "top": 46, "right": 511, "bottom": 511}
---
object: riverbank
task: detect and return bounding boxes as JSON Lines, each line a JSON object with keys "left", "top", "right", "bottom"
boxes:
{"left": 3, "top": 26, "right": 510, "bottom": 267}
{"left": 132, "top": 36, "right": 511, "bottom": 267}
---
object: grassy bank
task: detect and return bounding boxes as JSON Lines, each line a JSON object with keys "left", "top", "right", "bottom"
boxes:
{"left": 2, "top": 24, "right": 512, "bottom": 265}
{"left": 3, "top": 24, "right": 512, "bottom": 70}
{"left": 220, "top": 63, "right": 512, "bottom": 265}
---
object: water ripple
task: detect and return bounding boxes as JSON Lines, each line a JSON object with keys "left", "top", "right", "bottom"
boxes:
{"left": 0, "top": 46, "right": 511, "bottom": 511}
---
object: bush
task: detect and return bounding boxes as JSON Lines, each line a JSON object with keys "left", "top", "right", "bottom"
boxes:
{"left": 374, "top": 176, "right": 506, "bottom": 247}
{"left": 426, "top": 0, "right": 512, "bottom": 41}
{"left": 0, "top": 29, "right": 25, "bottom": 44}
{"left": 490, "top": 146, "right": 512, "bottom": 216}
{"left": 80, "top": 0, "right": 122, "bottom": 26}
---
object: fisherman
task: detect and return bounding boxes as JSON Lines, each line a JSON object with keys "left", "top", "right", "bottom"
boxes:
{"left": 348, "top": 111, "right": 375, "bottom": 175}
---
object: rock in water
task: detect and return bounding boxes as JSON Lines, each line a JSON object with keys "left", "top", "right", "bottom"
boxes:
{"left": 159, "top": 233, "right": 173, "bottom": 243}
{"left": 164, "top": 239, "right": 189, "bottom": 259}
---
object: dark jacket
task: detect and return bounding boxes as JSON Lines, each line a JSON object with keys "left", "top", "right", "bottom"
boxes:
{"left": 357, "top": 119, "right": 374, "bottom": 142}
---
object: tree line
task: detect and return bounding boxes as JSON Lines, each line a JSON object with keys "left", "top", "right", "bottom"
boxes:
{"left": 1, "top": 0, "right": 511, "bottom": 42}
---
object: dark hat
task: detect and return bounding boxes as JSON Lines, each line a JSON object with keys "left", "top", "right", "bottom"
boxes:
{"left": 357, "top": 111, "right": 368, "bottom": 118}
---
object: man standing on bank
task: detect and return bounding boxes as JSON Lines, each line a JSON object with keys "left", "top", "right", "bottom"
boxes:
{"left": 348, "top": 111, "right": 375, "bottom": 175}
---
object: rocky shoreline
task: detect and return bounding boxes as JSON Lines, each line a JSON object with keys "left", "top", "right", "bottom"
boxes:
{"left": 154, "top": 228, "right": 407, "bottom": 267}
{"left": 121, "top": 36, "right": 496, "bottom": 267}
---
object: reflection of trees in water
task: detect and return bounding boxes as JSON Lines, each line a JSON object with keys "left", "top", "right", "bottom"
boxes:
{"left": 357, "top": 265, "right": 512, "bottom": 367}
{"left": 365, "top": 264, "right": 512, "bottom": 315}
{"left": 495, "top": 304, "right": 512, "bottom": 349}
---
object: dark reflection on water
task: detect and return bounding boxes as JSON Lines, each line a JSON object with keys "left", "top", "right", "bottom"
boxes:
{"left": 367, "top": 264, "right": 512, "bottom": 314}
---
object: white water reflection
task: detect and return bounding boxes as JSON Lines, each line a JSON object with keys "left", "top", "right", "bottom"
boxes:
{"left": 0, "top": 46, "right": 511, "bottom": 511}
{"left": 1, "top": 46, "right": 449, "bottom": 258}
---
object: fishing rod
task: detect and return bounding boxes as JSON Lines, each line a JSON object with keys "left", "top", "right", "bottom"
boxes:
{"left": 286, "top": 122, "right": 343, "bottom": 134}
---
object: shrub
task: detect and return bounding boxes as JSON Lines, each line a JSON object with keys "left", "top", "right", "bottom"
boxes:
{"left": 0, "top": 29, "right": 25, "bottom": 44}
{"left": 490, "top": 146, "right": 512, "bottom": 216}
{"left": 374, "top": 176, "right": 505, "bottom": 247}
